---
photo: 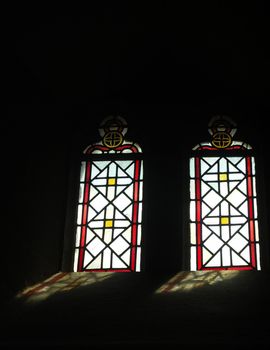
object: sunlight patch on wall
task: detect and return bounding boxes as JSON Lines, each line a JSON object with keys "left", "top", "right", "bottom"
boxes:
{"left": 16, "top": 272, "right": 115, "bottom": 303}
{"left": 155, "top": 270, "right": 240, "bottom": 293}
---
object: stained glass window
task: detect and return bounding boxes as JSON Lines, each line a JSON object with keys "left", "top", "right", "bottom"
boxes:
{"left": 190, "top": 116, "right": 261, "bottom": 270}
{"left": 74, "top": 116, "right": 143, "bottom": 272}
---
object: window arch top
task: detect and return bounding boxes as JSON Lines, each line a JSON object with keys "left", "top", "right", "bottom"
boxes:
{"left": 84, "top": 116, "right": 142, "bottom": 155}
{"left": 192, "top": 115, "right": 252, "bottom": 151}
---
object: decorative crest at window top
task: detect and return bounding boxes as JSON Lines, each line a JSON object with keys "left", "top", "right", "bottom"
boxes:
{"left": 193, "top": 115, "right": 252, "bottom": 151}
{"left": 84, "top": 116, "right": 142, "bottom": 154}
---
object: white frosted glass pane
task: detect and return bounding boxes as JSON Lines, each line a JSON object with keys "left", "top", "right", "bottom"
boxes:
{"left": 203, "top": 248, "right": 213, "bottom": 265}
{"left": 255, "top": 220, "right": 259, "bottom": 241}
{"left": 90, "top": 164, "right": 101, "bottom": 179}
{"left": 190, "top": 201, "right": 196, "bottom": 222}
{"left": 117, "top": 160, "right": 133, "bottom": 170}
{"left": 87, "top": 209, "right": 98, "bottom": 221}
{"left": 89, "top": 255, "right": 102, "bottom": 269}
{"left": 219, "top": 158, "right": 227, "bottom": 172}
{"left": 207, "top": 163, "right": 218, "bottom": 173}
{"left": 202, "top": 203, "right": 211, "bottom": 218}
{"left": 203, "top": 157, "right": 219, "bottom": 165}
{"left": 220, "top": 182, "right": 228, "bottom": 197}
{"left": 240, "top": 246, "right": 250, "bottom": 263}
{"left": 112, "top": 254, "right": 127, "bottom": 268}
{"left": 208, "top": 182, "right": 219, "bottom": 192}
{"left": 117, "top": 178, "right": 133, "bottom": 185}
{"left": 239, "top": 223, "right": 249, "bottom": 239}
{"left": 190, "top": 223, "right": 196, "bottom": 244}
{"left": 190, "top": 180, "right": 195, "bottom": 199}
{"left": 78, "top": 183, "right": 85, "bottom": 203}
{"left": 138, "top": 203, "right": 143, "bottom": 223}
{"left": 114, "top": 193, "right": 131, "bottom": 211}
{"left": 228, "top": 157, "right": 242, "bottom": 165}
{"left": 123, "top": 163, "right": 134, "bottom": 177}
{"left": 140, "top": 162, "right": 143, "bottom": 180}
{"left": 252, "top": 176, "right": 257, "bottom": 196}
{"left": 104, "top": 229, "right": 112, "bottom": 244}
{"left": 89, "top": 186, "right": 99, "bottom": 201}
{"left": 256, "top": 243, "right": 261, "bottom": 270}
{"left": 121, "top": 249, "right": 131, "bottom": 265}
{"left": 122, "top": 149, "right": 132, "bottom": 153}
{"left": 251, "top": 157, "right": 256, "bottom": 174}
{"left": 221, "top": 201, "right": 229, "bottom": 216}
{"left": 137, "top": 225, "right": 142, "bottom": 245}
{"left": 114, "top": 220, "right": 129, "bottom": 228}
{"left": 235, "top": 158, "right": 246, "bottom": 173}
{"left": 95, "top": 161, "right": 110, "bottom": 171}
{"left": 230, "top": 216, "right": 246, "bottom": 224}
{"left": 209, "top": 225, "right": 220, "bottom": 236}
{"left": 75, "top": 227, "right": 81, "bottom": 246}
{"left": 114, "top": 210, "right": 125, "bottom": 220}
{"left": 105, "top": 205, "right": 114, "bottom": 219}
{"left": 200, "top": 159, "right": 211, "bottom": 175}
{"left": 229, "top": 173, "right": 244, "bottom": 180}
{"left": 88, "top": 237, "right": 105, "bottom": 256}
{"left": 90, "top": 194, "right": 108, "bottom": 212}
{"left": 92, "top": 178, "right": 107, "bottom": 186}
{"left": 92, "top": 149, "right": 103, "bottom": 154}
{"left": 222, "top": 245, "right": 231, "bottom": 266}
{"left": 204, "top": 217, "right": 219, "bottom": 225}
{"left": 124, "top": 184, "right": 134, "bottom": 199}
{"left": 77, "top": 205, "right": 83, "bottom": 224}
{"left": 221, "top": 226, "right": 230, "bottom": 241}
{"left": 107, "top": 187, "right": 115, "bottom": 201}
{"left": 201, "top": 182, "right": 210, "bottom": 197}
{"left": 80, "top": 162, "right": 86, "bottom": 181}
{"left": 73, "top": 249, "right": 79, "bottom": 272}
{"left": 207, "top": 252, "right": 221, "bottom": 267}
{"left": 202, "top": 224, "right": 212, "bottom": 241}
{"left": 122, "top": 227, "right": 132, "bottom": 243}
{"left": 189, "top": 158, "right": 195, "bottom": 178}
{"left": 239, "top": 201, "right": 248, "bottom": 216}
{"left": 238, "top": 179, "right": 247, "bottom": 194}
{"left": 190, "top": 247, "right": 197, "bottom": 270}
{"left": 227, "top": 189, "right": 246, "bottom": 207}
{"left": 83, "top": 250, "right": 93, "bottom": 269}
{"left": 89, "top": 220, "right": 105, "bottom": 228}
{"left": 228, "top": 233, "right": 248, "bottom": 253}
{"left": 203, "top": 190, "right": 222, "bottom": 208}
{"left": 204, "top": 234, "right": 223, "bottom": 253}
{"left": 86, "top": 228, "right": 95, "bottom": 244}
{"left": 136, "top": 247, "right": 141, "bottom": 272}
{"left": 232, "top": 252, "right": 247, "bottom": 266}
{"left": 139, "top": 181, "right": 143, "bottom": 200}
{"left": 203, "top": 174, "right": 218, "bottom": 181}
{"left": 123, "top": 204, "right": 133, "bottom": 219}
{"left": 103, "top": 248, "right": 111, "bottom": 268}
{"left": 111, "top": 236, "right": 129, "bottom": 255}
{"left": 108, "top": 162, "right": 117, "bottom": 177}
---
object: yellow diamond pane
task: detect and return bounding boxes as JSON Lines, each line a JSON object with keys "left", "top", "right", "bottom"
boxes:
{"left": 105, "top": 220, "right": 113, "bottom": 228}
{"left": 219, "top": 173, "right": 228, "bottom": 181}
{"left": 221, "top": 217, "right": 229, "bottom": 225}
{"left": 108, "top": 178, "right": 116, "bottom": 185}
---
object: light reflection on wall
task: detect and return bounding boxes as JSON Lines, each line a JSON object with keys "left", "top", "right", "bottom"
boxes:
{"left": 16, "top": 272, "right": 115, "bottom": 303}
{"left": 156, "top": 271, "right": 240, "bottom": 293}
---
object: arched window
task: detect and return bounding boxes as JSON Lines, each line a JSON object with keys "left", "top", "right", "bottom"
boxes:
{"left": 73, "top": 116, "right": 143, "bottom": 272}
{"left": 189, "top": 116, "right": 261, "bottom": 270}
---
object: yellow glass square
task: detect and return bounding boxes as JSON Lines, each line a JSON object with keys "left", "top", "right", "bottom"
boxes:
{"left": 108, "top": 178, "right": 116, "bottom": 186}
{"left": 221, "top": 217, "right": 229, "bottom": 225}
{"left": 219, "top": 173, "right": 228, "bottom": 181}
{"left": 105, "top": 220, "right": 113, "bottom": 228}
